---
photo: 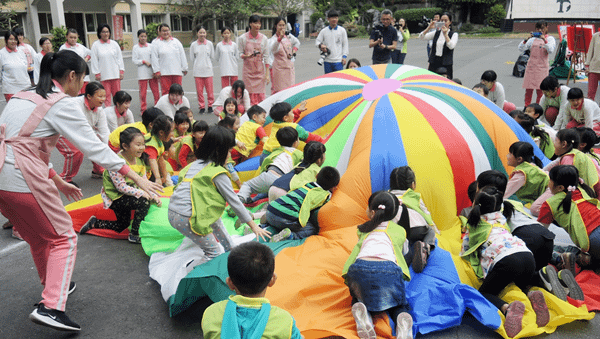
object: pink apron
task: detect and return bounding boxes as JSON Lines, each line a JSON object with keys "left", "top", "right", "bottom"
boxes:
{"left": 271, "top": 36, "right": 295, "bottom": 93}
{"left": 0, "top": 91, "right": 73, "bottom": 235}
{"left": 522, "top": 38, "right": 550, "bottom": 89}
{"left": 242, "top": 32, "right": 266, "bottom": 94}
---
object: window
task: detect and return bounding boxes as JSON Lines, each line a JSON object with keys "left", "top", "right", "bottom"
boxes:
{"left": 170, "top": 15, "right": 181, "bottom": 31}
{"left": 181, "top": 16, "right": 193, "bottom": 31}
{"left": 122, "top": 14, "right": 131, "bottom": 32}
{"left": 38, "top": 13, "right": 53, "bottom": 34}
{"left": 171, "top": 15, "right": 193, "bottom": 31}
{"left": 96, "top": 13, "right": 107, "bottom": 26}
{"left": 144, "top": 15, "right": 162, "bottom": 27}
{"left": 85, "top": 13, "right": 95, "bottom": 32}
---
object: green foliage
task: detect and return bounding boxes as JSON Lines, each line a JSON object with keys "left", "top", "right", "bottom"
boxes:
{"left": 393, "top": 7, "right": 444, "bottom": 22}
{"left": 446, "top": 0, "right": 497, "bottom": 3}
{"left": 460, "top": 22, "right": 474, "bottom": 32}
{"left": 476, "top": 26, "right": 501, "bottom": 34}
{"left": 311, "top": 12, "right": 324, "bottom": 26}
{"left": 344, "top": 22, "right": 366, "bottom": 37}
{"left": 146, "top": 22, "right": 160, "bottom": 43}
{"left": 50, "top": 26, "right": 68, "bottom": 52}
{"left": 487, "top": 4, "right": 506, "bottom": 28}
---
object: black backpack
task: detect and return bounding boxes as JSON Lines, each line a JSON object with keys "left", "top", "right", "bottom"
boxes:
{"left": 512, "top": 49, "right": 530, "bottom": 78}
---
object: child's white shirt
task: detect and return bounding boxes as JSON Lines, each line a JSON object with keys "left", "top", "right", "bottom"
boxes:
{"left": 75, "top": 96, "right": 110, "bottom": 144}
{"left": 132, "top": 43, "right": 154, "bottom": 80}
{"left": 103, "top": 106, "right": 134, "bottom": 132}
{"left": 215, "top": 41, "right": 239, "bottom": 76}
{"left": 554, "top": 98, "right": 600, "bottom": 130}
{"left": 155, "top": 94, "right": 191, "bottom": 119}
{"left": 356, "top": 222, "right": 396, "bottom": 263}
{"left": 270, "top": 146, "right": 298, "bottom": 174}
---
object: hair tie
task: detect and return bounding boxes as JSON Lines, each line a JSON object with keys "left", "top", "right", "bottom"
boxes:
{"left": 378, "top": 205, "right": 386, "bottom": 210}
{"left": 567, "top": 185, "right": 576, "bottom": 192}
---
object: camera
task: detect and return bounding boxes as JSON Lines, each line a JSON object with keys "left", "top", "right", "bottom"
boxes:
{"left": 317, "top": 46, "right": 331, "bottom": 66}
{"left": 373, "top": 25, "right": 384, "bottom": 40}
{"left": 284, "top": 30, "right": 291, "bottom": 36}
{"left": 252, "top": 50, "right": 260, "bottom": 57}
{"left": 418, "top": 15, "right": 431, "bottom": 29}
{"left": 532, "top": 32, "right": 542, "bottom": 38}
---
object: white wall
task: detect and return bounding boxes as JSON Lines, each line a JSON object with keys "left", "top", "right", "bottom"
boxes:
{"left": 509, "top": 0, "right": 600, "bottom": 20}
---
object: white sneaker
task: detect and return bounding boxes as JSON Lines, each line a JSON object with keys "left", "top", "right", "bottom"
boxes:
{"left": 351, "top": 302, "right": 376, "bottom": 339}
{"left": 396, "top": 312, "right": 413, "bottom": 339}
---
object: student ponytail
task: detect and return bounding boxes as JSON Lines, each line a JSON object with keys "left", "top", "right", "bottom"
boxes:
{"left": 516, "top": 115, "right": 550, "bottom": 161}
{"left": 358, "top": 191, "right": 400, "bottom": 233}
{"left": 555, "top": 128, "right": 580, "bottom": 153}
{"left": 389, "top": 166, "right": 416, "bottom": 191}
{"left": 509, "top": 141, "right": 543, "bottom": 167}
{"left": 467, "top": 186, "right": 503, "bottom": 228}
{"left": 549, "top": 165, "right": 581, "bottom": 213}
{"left": 294, "top": 141, "right": 326, "bottom": 174}
{"left": 37, "top": 50, "right": 87, "bottom": 99}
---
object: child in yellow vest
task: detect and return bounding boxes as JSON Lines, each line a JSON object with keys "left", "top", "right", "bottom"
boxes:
{"left": 219, "top": 97, "right": 241, "bottom": 120}
{"left": 201, "top": 242, "right": 302, "bottom": 339}
{"left": 144, "top": 115, "right": 174, "bottom": 187}
{"left": 260, "top": 101, "right": 324, "bottom": 164}
{"left": 168, "top": 112, "right": 191, "bottom": 170}
{"left": 238, "top": 127, "right": 302, "bottom": 204}
{"left": 504, "top": 141, "right": 549, "bottom": 204}
{"left": 108, "top": 107, "right": 163, "bottom": 152}
{"left": 231, "top": 105, "right": 268, "bottom": 164}
{"left": 342, "top": 191, "right": 413, "bottom": 339}
{"left": 176, "top": 120, "right": 208, "bottom": 169}
{"left": 80, "top": 127, "right": 162, "bottom": 243}
{"left": 168, "top": 126, "right": 270, "bottom": 259}
{"left": 218, "top": 114, "right": 244, "bottom": 188}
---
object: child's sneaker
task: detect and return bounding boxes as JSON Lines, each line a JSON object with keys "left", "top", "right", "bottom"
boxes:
{"left": 527, "top": 290, "right": 549, "bottom": 327}
{"left": 226, "top": 206, "right": 236, "bottom": 218}
{"left": 558, "top": 269, "right": 584, "bottom": 301}
{"left": 539, "top": 265, "right": 567, "bottom": 301}
{"left": 504, "top": 300, "right": 525, "bottom": 338}
{"left": 79, "top": 216, "right": 96, "bottom": 235}
{"left": 559, "top": 252, "right": 577, "bottom": 277}
{"left": 577, "top": 252, "right": 592, "bottom": 268}
{"left": 270, "top": 228, "right": 292, "bottom": 243}
{"left": 412, "top": 241, "right": 429, "bottom": 273}
{"left": 29, "top": 303, "right": 81, "bottom": 331}
{"left": 395, "top": 312, "right": 413, "bottom": 339}
{"left": 128, "top": 233, "right": 142, "bottom": 244}
{"left": 68, "top": 282, "right": 76, "bottom": 295}
{"left": 351, "top": 302, "right": 376, "bottom": 339}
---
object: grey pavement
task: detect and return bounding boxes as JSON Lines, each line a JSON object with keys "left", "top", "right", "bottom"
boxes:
{"left": 0, "top": 37, "right": 595, "bottom": 339}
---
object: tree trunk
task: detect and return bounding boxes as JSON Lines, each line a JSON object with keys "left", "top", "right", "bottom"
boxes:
{"left": 466, "top": 3, "right": 472, "bottom": 24}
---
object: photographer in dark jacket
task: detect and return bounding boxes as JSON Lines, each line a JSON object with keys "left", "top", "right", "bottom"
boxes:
{"left": 419, "top": 12, "right": 458, "bottom": 79}
{"left": 368, "top": 10, "right": 398, "bottom": 64}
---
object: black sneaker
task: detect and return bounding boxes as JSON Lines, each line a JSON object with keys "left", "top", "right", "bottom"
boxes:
{"left": 128, "top": 233, "right": 142, "bottom": 244}
{"left": 558, "top": 269, "right": 584, "bottom": 301}
{"left": 29, "top": 303, "right": 81, "bottom": 331}
{"left": 68, "top": 282, "right": 76, "bottom": 295}
{"left": 199, "top": 108, "right": 206, "bottom": 114}
{"left": 79, "top": 216, "right": 96, "bottom": 235}
{"left": 207, "top": 107, "right": 213, "bottom": 113}
{"left": 539, "top": 265, "right": 567, "bottom": 301}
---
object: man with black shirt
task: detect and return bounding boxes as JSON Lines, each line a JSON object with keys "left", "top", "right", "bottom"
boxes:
{"left": 368, "top": 10, "right": 398, "bottom": 65}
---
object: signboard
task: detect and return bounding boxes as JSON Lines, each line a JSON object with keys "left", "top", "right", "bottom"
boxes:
{"left": 510, "top": 0, "right": 600, "bottom": 19}
{"left": 112, "top": 15, "right": 124, "bottom": 41}
{"left": 557, "top": 24, "right": 594, "bottom": 52}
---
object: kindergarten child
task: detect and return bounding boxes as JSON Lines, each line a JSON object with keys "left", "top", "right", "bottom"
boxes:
{"left": 266, "top": 166, "right": 340, "bottom": 243}
{"left": 554, "top": 88, "right": 600, "bottom": 133}
{"left": 576, "top": 127, "right": 600, "bottom": 164}
{"left": 539, "top": 75, "right": 570, "bottom": 127}
{"left": 342, "top": 191, "right": 413, "bottom": 339}
{"left": 219, "top": 97, "right": 240, "bottom": 120}
{"left": 231, "top": 105, "right": 268, "bottom": 163}
{"left": 214, "top": 27, "right": 239, "bottom": 88}
{"left": 346, "top": 58, "right": 361, "bottom": 69}
{"left": 538, "top": 165, "right": 600, "bottom": 270}
{"left": 173, "top": 112, "right": 191, "bottom": 139}
{"left": 389, "top": 166, "right": 438, "bottom": 273}
{"left": 78, "top": 81, "right": 110, "bottom": 178}
{"left": 80, "top": 127, "right": 162, "bottom": 243}
{"left": 168, "top": 126, "right": 270, "bottom": 259}
{"left": 104, "top": 90, "right": 134, "bottom": 132}
{"left": 480, "top": 70, "right": 516, "bottom": 113}
{"left": 261, "top": 101, "right": 324, "bottom": 163}
{"left": 108, "top": 107, "right": 164, "bottom": 152}
{"left": 461, "top": 186, "right": 549, "bottom": 338}
{"left": 472, "top": 83, "right": 489, "bottom": 98}
{"left": 190, "top": 25, "right": 215, "bottom": 114}
{"left": 177, "top": 106, "right": 195, "bottom": 127}
{"left": 177, "top": 120, "right": 209, "bottom": 168}
{"left": 524, "top": 103, "right": 557, "bottom": 143}
{"left": 201, "top": 242, "right": 302, "bottom": 339}
{"left": 504, "top": 141, "right": 549, "bottom": 204}
{"left": 516, "top": 114, "right": 555, "bottom": 160}
{"left": 155, "top": 84, "right": 191, "bottom": 119}
{"left": 144, "top": 115, "right": 174, "bottom": 186}
{"left": 218, "top": 115, "right": 244, "bottom": 188}
{"left": 238, "top": 127, "right": 303, "bottom": 204}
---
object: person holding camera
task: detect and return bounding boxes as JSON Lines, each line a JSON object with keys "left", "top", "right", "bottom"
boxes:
{"left": 422, "top": 13, "right": 440, "bottom": 58}
{"left": 419, "top": 12, "right": 458, "bottom": 79}
{"left": 368, "top": 10, "right": 398, "bottom": 65}
{"left": 269, "top": 17, "right": 300, "bottom": 94}
{"left": 392, "top": 18, "right": 410, "bottom": 64}
{"left": 518, "top": 20, "right": 556, "bottom": 107}
{"left": 315, "top": 10, "right": 349, "bottom": 74}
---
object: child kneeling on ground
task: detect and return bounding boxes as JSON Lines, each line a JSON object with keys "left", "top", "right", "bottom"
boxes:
{"left": 265, "top": 166, "right": 340, "bottom": 242}
{"left": 201, "top": 241, "right": 303, "bottom": 339}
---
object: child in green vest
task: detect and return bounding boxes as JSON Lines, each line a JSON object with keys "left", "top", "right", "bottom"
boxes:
{"left": 176, "top": 120, "right": 208, "bottom": 169}
{"left": 201, "top": 242, "right": 302, "bottom": 339}
{"left": 538, "top": 165, "right": 600, "bottom": 270}
{"left": 144, "top": 114, "right": 174, "bottom": 187}
{"left": 342, "top": 191, "right": 413, "bottom": 339}
{"left": 266, "top": 166, "right": 340, "bottom": 243}
{"left": 575, "top": 126, "right": 600, "bottom": 165}
{"left": 462, "top": 186, "right": 549, "bottom": 338}
{"left": 218, "top": 114, "right": 244, "bottom": 188}
{"left": 389, "top": 166, "right": 438, "bottom": 273}
{"left": 260, "top": 101, "right": 324, "bottom": 165}
{"left": 219, "top": 97, "right": 240, "bottom": 120}
{"left": 515, "top": 114, "right": 555, "bottom": 160}
{"left": 504, "top": 141, "right": 549, "bottom": 204}
{"left": 231, "top": 105, "right": 268, "bottom": 164}
{"left": 169, "top": 126, "right": 270, "bottom": 258}
{"left": 108, "top": 106, "right": 163, "bottom": 152}
{"left": 167, "top": 112, "right": 191, "bottom": 171}
{"left": 80, "top": 127, "right": 162, "bottom": 243}
{"left": 238, "top": 127, "right": 302, "bottom": 204}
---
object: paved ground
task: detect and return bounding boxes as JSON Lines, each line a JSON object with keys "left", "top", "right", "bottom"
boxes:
{"left": 0, "top": 37, "right": 595, "bottom": 339}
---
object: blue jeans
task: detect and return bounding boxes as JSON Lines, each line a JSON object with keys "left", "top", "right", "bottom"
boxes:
{"left": 265, "top": 211, "right": 318, "bottom": 240}
{"left": 324, "top": 62, "right": 343, "bottom": 74}
{"left": 588, "top": 226, "right": 600, "bottom": 265}
{"left": 391, "top": 51, "right": 406, "bottom": 64}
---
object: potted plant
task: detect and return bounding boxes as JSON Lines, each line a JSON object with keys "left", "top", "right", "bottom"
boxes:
{"left": 117, "top": 39, "right": 128, "bottom": 50}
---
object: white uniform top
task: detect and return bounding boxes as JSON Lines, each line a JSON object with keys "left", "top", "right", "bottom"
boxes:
{"left": 215, "top": 41, "right": 239, "bottom": 76}
{"left": 151, "top": 37, "right": 188, "bottom": 76}
{"left": 315, "top": 25, "right": 349, "bottom": 63}
{"left": 59, "top": 42, "right": 92, "bottom": 82}
{"left": 269, "top": 34, "right": 301, "bottom": 57}
{"left": 213, "top": 86, "right": 251, "bottom": 110}
{"left": 75, "top": 95, "right": 110, "bottom": 143}
{"left": 488, "top": 82, "right": 507, "bottom": 109}
{"left": 33, "top": 52, "right": 45, "bottom": 84}
{"left": 90, "top": 39, "right": 125, "bottom": 81}
{"left": 189, "top": 39, "right": 214, "bottom": 77}
{"left": 103, "top": 106, "right": 134, "bottom": 132}
{"left": 131, "top": 43, "right": 154, "bottom": 80}
{"left": 155, "top": 94, "right": 191, "bottom": 119}
{"left": 0, "top": 47, "right": 30, "bottom": 95}
{"left": 554, "top": 98, "right": 600, "bottom": 130}
{"left": 18, "top": 43, "right": 36, "bottom": 69}
{"left": 0, "top": 88, "right": 125, "bottom": 193}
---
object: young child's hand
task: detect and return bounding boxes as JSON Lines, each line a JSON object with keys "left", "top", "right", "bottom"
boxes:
{"left": 248, "top": 220, "right": 271, "bottom": 241}
{"left": 153, "top": 196, "right": 163, "bottom": 207}
{"left": 172, "top": 136, "right": 183, "bottom": 143}
{"left": 298, "top": 100, "right": 308, "bottom": 112}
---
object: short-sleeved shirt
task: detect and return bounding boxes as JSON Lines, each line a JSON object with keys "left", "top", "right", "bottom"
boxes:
{"left": 369, "top": 25, "right": 398, "bottom": 62}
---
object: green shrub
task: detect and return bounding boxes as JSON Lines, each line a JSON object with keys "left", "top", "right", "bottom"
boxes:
{"left": 460, "top": 22, "right": 474, "bottom": 32}
{"left": 146, "top": 22, "right": 160, "bottom": 43}
{"left": 487, "top": 4, "right": 506, "bottom": 28}
{"left": 476, "top": 26, "right": 501, "bottom": 34}
{"left": 50, "top": 26, "right": 68, "bottom": 52}
{"left": 393, "top": 7, "right": 443, "bottom": 22}
{"left": 310, "top": 12, "right": 324, "bottom": 26}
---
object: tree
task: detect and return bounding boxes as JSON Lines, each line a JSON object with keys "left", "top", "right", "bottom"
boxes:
{"left": 446, "top": 0, "right": 500, "bottom": 23}
{"left": 166, "top": 0, "right": 262, "bottom": 31}
{"left": 257, "top": 0, "right": 312, "bottom": 19}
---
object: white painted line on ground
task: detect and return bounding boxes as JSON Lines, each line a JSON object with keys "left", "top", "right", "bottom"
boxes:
{"left": 0, "top": 240, "right": 27, "bottom": 257}
{"left": 494, "top": 40, "right": 515, "bottom": 48}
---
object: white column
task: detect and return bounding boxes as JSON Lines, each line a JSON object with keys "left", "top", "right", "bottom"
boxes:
{"left": 128, "top": 0, "right": 143, "bottom": 45}
{"left": 49, "top": 0, "right": 66, "bottom": 28}
{"left": 106, "top": 2, "right": 116, "bottom": 32}
{"left": 26, "top": 0, "right": 42, "bottom": 52}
